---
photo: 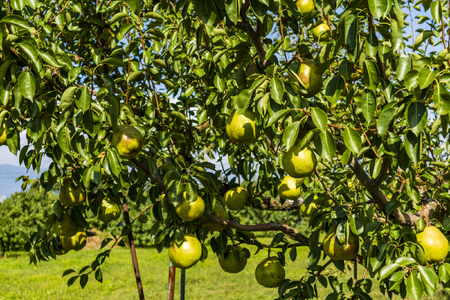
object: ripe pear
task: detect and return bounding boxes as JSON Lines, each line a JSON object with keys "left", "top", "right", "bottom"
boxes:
{"left": 176, "top": 192, "right": 205, "bottom": 221}
{"left": 226, "top": 110, "right": 260, "bottom": 144}
{"left": 312, "top": 23, "right": 330, "bottom": 41}
{"left": 168, "top": 234, "right": 202, "bottom": 269}
{"left": 59, "top": 178, "right": 85, "bottom": 207}
{"left": 255, "top": 257, "right": 286, "bottom": 288}
{"left": 201, "top": 200, "right": 228, "bottom": 231}
{"left": 219, "top": 245, "right": 247, "bottom": 273}
{"left": 282, "top": 145, "right": 317, "bottom": 178}
{"left": 0, "top": 121, "right": 7, "bottom": 146}
{"left": 61, "top": 230, "right": 87, "bottom": 252}
{"left": 296, "top": 0, "right": 315, "bottom": 13}
{"left": 296, "top": 60, "right": 323, "bottom": 98}
{"left": 323, "top": 224, "right": 359, "bottom": 261}
{"left": 416, "top": 226, "right": 449, "bottom": 263}
{"left": 97, "top": 198, "right": 122, "bottom": 223}
{"left": 111, "top": 125, "right": 143, "bottom": 159}
{"left": 224, "top": 187, "right": 248, "bottom": 211}
{"left": 278, "top": 176, "right": 303, "bottom": 200}
{"left": 52, "top": 212, "right": 79, "bottom": 237}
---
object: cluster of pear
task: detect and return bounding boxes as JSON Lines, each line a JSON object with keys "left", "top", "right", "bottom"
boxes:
{"left": 0, "top": 121, "right": 7, "bottom": 146}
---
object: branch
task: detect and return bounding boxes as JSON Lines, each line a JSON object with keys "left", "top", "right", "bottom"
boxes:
{"left": 204, "top": 214, "right": 309, "bottom": 245}
{"left": 249, "top": 197, "right": 303, "bottom": 211}
{"left": 131, "top": 158, "right": 165, "bottom": 191}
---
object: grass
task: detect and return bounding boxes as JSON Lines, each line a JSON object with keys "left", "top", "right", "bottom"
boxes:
{"left": 1, "top": 238, "right": 449, "bottom": 300}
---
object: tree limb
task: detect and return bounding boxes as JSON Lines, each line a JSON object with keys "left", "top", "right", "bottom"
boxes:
{"left": 249, "top": 197, "right": 303, "bottom": 211}
{"left": 204, "top": 213, "right": 309, "bottom": 245}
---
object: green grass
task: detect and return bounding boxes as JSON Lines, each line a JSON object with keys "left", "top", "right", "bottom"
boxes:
{"left": 1, "top": 241, "right": 449, "bottom": 300}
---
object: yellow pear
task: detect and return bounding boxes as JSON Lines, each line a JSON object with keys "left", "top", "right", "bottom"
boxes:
{"left": 323, "top": 224, "right": 359, "bottom": 261}
{"left": 219, "top": 245, "right": 247, "bottom": 273}
{"left": 168, "top": 234, "right": 202, "bottom": 269}
{"left": 52, "top": 212, "right": 79, "bottom": 237}
{"left": 300, "top": 202, "right": 318, "bottom": 217}
{"left": 224, "top": 187, "right": 248, "bottom": 211}
{"left": 282, "top": 145, "right": 317, "bottom": 178}
{"left": 255, "top": 257, "right": 286, "bottom": 288}
{"left": 176, "top": 192, "right": 205, "bottom": 221}
{"left": 226, "top": 110, "right": 260, "bottom": 144}
{"left": 416, "top": 226, "right": 449, "bottom": 263}
{"left": 278, "top": 176, "right": 302, "bottom": 200}
{"left": 61, "top": 230, "right": 87, "bottom": 252}
{"left": 0, "top": 121, "right": 7, "bottom": 146}
{"left": 296, "top": 0, "right": 315, "bottom": 13}
{"left": 296, "top": 60, "right": 323, "bottom": 98}
{"left": 97, "top": 198, "right": 122, "bottom": 223}
{"left": 59, "top": 178, "right": 85, "bottom": 206}
{"left": 312, "top": 23, "right": 330, "bottom": 41}
{"left": 111, "top": 125, "right": 143, "bottom": 159}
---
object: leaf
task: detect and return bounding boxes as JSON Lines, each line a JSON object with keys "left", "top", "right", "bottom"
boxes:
{"left": 325, "top": 76, "right": 345, "bottom": 105}
{"left": 349, "top": 214, "right": 364, "bottom": 235}
{"left": 270, "top": 77, "right": 284, "bottom": 104}
{"left": 418, "top": 265, "right": 438, "bottom": 297}
{"left": 380, "top": 263, "right": 400, "bottom": 280}
{"left": 361, "top": 89, "right": 376, "bottom": 124}
{"left": 377, "top": 107, "right": 396, "bottom": 136}
{"left": 18, "top": 42, "right": 42, "bottom": 73}
{"left": 418, "top": 68, "right": 438, "bottom": 90}
{"left": 310, "top": 107, "right": 328, "bottom": 133}
{"left": 57, "top": 127, "right": 71, "bottom": 154}
{"left": 344, "top": 15, "right": 357, "bottom": 51}
{"left": 76, "top": 85, "right": 91, "bottom": 112}
{"left": 80, "top": 274, "right": 88, "bottom": 289}
{"left": 117, "top": 23, "right": 134, "bottom": 41}
{"left": 395, "top": 257, "right": 417, "bottom": 266}
{"left": 0, "top": 14, "right": 31, "bottom": 29}
{"left": 196, "top": 0, "right": 217, "bottom": 25}
{"left": 405, "top": 131, "right": 421, "bottom": 166}
{"left": 414, "top": 31, "right": 433, "bottom": 49}
{"left": 319, "top": 131, "right": 336, "bottom": 162}
{"left": 289, "top": 246, "right": 297, "bottom": 261}
{"left": 107, "top": 149, "right": 122, "bottom": 176}
{"left": 38, "top": 50, "right": 63, "bottom": 68}
{"left": 397, "top": 54, "right": 411, "bottom": 81}
{"left": 110, "top": 12, "right": 129, "bottom": 24}
{"left": 18, "top": 71, "right": 35, "bottom": 100}
{"left": 128, "top": 0, "right": 140, "bottom": 15}
{"left": 406, "top": 102, "right": 427, "bottom": 136}
{"left": 60, "top": 86, "right": 78, "bottom": 113}
{"left": 405, "top": 70, "right": 419, "bottom": 90}
{"left": 385, "top": 200, "right": 401, "bottom": 216}
{"left": 266, "top": 108, "right": 291, "bottom": 127}
{"left": 407, "top": 272, "right": 424, "bottom": 300}
{"left": 62, "top": 269, "right": 76, "bottom": 277}
{"left": 236, "top": 89, "right": 251, "bottom": 114}
{"left": 283, "top": 121, "right": 301, "bottom": 151}
{"left": 430, "top": 0, "right": 442, "bottom": 24}
{"left": 365, "top": 32, "right": 378, "bottom": 58}
{"left": 225, "top": 0, "right": 241, "bottom": 25}
{"left": 363, "top": 60, "right": 380, "bottom": 91}
{"left": 100, "top": 57, "right": 125, "bottom": 68}
{"left": 434, "top": 83, "right": 450, "bottom": 115}
{"left": 95, "top": 269, "right": 103, "bottom": 283}
{"left": 368, "top": 0, "right": 391, "bottom": 19}
{"left": 343, "top": 126, "right": 361, "bottom": 156}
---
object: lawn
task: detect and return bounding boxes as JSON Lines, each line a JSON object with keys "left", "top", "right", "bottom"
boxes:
{"left": 1, "top": 239, "right": 449, "bottom": 300}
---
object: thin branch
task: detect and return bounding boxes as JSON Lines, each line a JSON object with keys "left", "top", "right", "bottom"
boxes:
{"left": 131, "top": 158, "right": 165, "bottom": 191}
{"left": 249, "top": 197, "right": 303, "bottom": 211}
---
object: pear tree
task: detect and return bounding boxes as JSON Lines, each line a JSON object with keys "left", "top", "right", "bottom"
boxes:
{"left": 1, "top": 0, "right": 450, "bottom": 299}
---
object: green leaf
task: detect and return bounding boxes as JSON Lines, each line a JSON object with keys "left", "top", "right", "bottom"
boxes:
{"left": 225, "top": 0, "right": 241, "bottom": 25}
{"left": 0, "top": 60, "right": 13, "bottom": 85}
{"left": 60, "top": 87, "right": 78, "bottom": 113}
{"left": 128, "top": 71, "right": 144, "bottom": 83}
{"left": 368, "top": 0, "right": 391, "bottom": 19}
{"left": 430, "top": 0, "right": 442, "bottom": 24}
{"left": 57, "top": 127, "right": 71, "bottom": 154}
{"left": 418, "top": 68, "right": 438, "bottom": 90}
{"left": 107, "top": 149, "right": 122, "bottom": 177}
{"left": 0, "top": 15, "right": 31, "bottom": 29}
{"left": 283, "top": 121, "right": 300, "bottom": 151}
{"left": 270, "top": 77, "right": 284, "bottom": 104}
{"left": 117, "top": 23, "right": 134, "bottom": 41}
{"left": 95, "top": 269, "right": 103, "bottom": 283}
{"left": 397, "top": 54, "right": 411, "bottom": 81}
{"left": 418, "top": 265, "right": 438, "bottom": 297}
{"left": 310, "top": 107, "right": 328, "bottom": 133}
{"left": 38, "top": 50, "right": 63, "bottom": 68}
{"left": 325, "top": 76, "right": 345, "bottom": 105}
{"left": 18, "top": 42, "right": 42, "bottom": 73}
{"left": 405, "top": 132, "right": 421, "bottom": 166}
{"left": 361, "top": 89, "right": 376, "bottom": 124}
{"left": 76, "top": 85, "right": 91, "bottom": 112}
{"left": 380, "top": 263, "right": 400, "bottom": 280}
{"left": 266, "top": 108, "right": 291, "bottom": 127}
{"left": 405, "top": 70, "right": 419, "bottom": 90}
{"left": 319, "top": 131, "right": 336, "bottom": 162}
{"left": 128, "top": 0, "right": 140, "bottom": 15}
{"left": 343, "top": 126, "right": 361, "bottom": 156}
{"left": 385, "top": 200, "right": 401, "bottom": 215}
{"left": 196, "top": 0, "right": 217, "bottom": 25}
{"left": 100, "top": 57, "right": 125, "bottom": 68}
{"left": 289, "top": 245, "right": 297, "bottom": 261}
{"left": 0, "top": 82, "right": 11, "bottom": 106}
{"left": 344, "top": 15, "right": 357, "bottom": 51}
{"left": 395, "top": 257, "right": 417, "bottom": 267}
{"left": 236, "top": 89, "right": 251, "bottom": 114}
{"left": 363, "top": 60, "right": 380, "bottom": 91}
{"left": 377, "top": 106, "right": 396, "bottom": 136}
{"left": 407, "top": 272, "right": 424, "bottom": 300}
{"left": 18, "top": 71, "right": 35, "bottom": 100}
{"left": 349, "top": 214, "right": 364, "bottom": 235}
{"left": 414, "top": 31, "right": 433, "bottom": 49}
{"left": 365, "top": 32, "right": 378, "bottom": 58}
{"left": 110, "top": 12, "right": 129, "bottom": 24}
{"left": 406, "top": 102, "right": 427, "bottom": 136}
{"left": 434, "top": 83, "right": 450, "bottom": 115}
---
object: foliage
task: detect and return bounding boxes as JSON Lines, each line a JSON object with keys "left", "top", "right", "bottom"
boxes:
{"left": 1, "top": 0, "right": 450, "bottom": 299}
